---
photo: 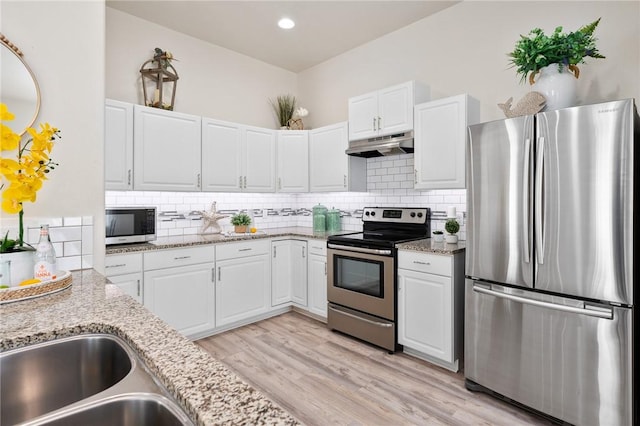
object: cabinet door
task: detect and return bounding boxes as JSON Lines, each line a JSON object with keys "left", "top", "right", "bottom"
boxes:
{"left": 277, "top": 131, "right": 309, "bottom": 193}
{"left": 216, "top": 254, "right": 270, "bottom": 327}
{"left": 133, "top": 105, "right": 201, "bottom": 191}
{"left": 398, "top": 268, "right": 452, "bottom": 363}
{"left": 244, "top": 126, "right": 276, "bottom": 192}
{"left": 348, "top": 91, "right": 378, "bottom": 140}
{"left": 290, "top": 241, "right": 308, "bottom": 306}
{"left": 201, "top": 118, "right": 242, "bottom": 192}
{"left": 309, "top": 122, "right": 349, "bottom": 192}
{"left": 105, "top": 100, "right": 134, "bottom": 190}
{"left": 108, "top": 272, "right": 143, "bottom": 303}
{"left": 378, "top": 81, "right": 414, "bottom": 136}
{"left": 307, "top": 253, "right": 327, "bottom": 318}
{"left": 271, "top": 241, "right": 292, "bottom": 306}
{"left": 414, "top": 94, "right": 478, "bottom": 190}
{"left": 144, "top": 262, "right": 215, "bottom": 337}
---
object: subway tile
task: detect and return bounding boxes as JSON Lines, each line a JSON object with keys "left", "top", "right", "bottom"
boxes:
{"left": 63, "top": 217, "right": 82, "bottom": 226}
{"left": 82, "top": 226, "right": 93, "bottom": 255}
{"left": 63, "top": 241, "right": 82, "bottom": 257}
{"left": 57, "top": 256, "right": 82, "bottom": 271}
{"left": 50, "top": 226, "right": 82, "bottom": 242}
{"left": 82, "top": 216, "right": 94, "bottom": 225}
{"left": 82, "top": 254, "right": 93, "bottom": 269}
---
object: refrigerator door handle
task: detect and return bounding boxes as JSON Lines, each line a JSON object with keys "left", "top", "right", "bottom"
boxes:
{"left": 472, "top": 284, "right": 613, "bottom": 319}
{"left": 535, "top": 136, "right": 545, "bottom": 264}
{"left": 523, "top": 137, "right": 531, "bottom": 263}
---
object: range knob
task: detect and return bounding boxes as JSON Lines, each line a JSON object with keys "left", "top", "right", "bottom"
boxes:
{"left": 410, "top": 212, "right": 416, "bottom": 218}
{"left": 371, "top": 211, "right": 376, "bottom": 216}
{"left": 365, "top": 211, "right": 370, "bottom": 216}
{"left": 417, "top": 212, "right": 423, "bottom": 218}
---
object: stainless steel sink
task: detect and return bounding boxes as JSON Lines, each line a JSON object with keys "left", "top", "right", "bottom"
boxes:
{"left": 1, "top": 335, "right": 133, "bottom": 425}
{"left": 0, "top": 334, "right": 194, "bottom": 426}
{"left": 28, "top": 394, "right": 193, "bottom": 426}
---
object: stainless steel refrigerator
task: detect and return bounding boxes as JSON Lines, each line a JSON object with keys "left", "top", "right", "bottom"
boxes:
{"left": 465, "top": 98, "right": 638, "bottom": 425}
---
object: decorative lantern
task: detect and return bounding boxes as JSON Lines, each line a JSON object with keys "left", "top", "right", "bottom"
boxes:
{"left": 139, "top": 48, "right": 178, "bottom": 110}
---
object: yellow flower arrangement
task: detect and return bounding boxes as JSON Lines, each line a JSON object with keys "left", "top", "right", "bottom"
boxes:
{"left": 0, "top": 103, "right": 60, "bottom": 251}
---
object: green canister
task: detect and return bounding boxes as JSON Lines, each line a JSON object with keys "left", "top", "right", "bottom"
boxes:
{"left": 326, "top": 207, "right": 341, "bottom": 233}
{"left": 312, "top": 204, "right": 328, "bottom": 232}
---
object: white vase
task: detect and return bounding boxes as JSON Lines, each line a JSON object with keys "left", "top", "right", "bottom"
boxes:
{"left": 445, "top": 234, "right": 458, "bottom": 244}
{"left": 432, "top": 233, "right": 444, "bottom": 243}
{"left": 531, "top": 63, "right": 578, "bottom": 111}
{"left": 0, "top": 250, "right": 35, "bottom": 287}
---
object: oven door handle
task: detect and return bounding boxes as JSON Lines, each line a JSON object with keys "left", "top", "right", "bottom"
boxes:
{"left": 327, "top": 243, "right": 392, "bottom": 256}
{"left": 328, "top": 305, "right": 393, "bottom": 328}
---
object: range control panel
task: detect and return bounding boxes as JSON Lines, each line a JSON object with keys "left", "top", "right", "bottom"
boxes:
{"left": 362, "top": 207, "right": 429, "bottom": 224}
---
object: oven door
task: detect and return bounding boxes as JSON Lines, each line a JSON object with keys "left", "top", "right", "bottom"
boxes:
{"left": 327, "top": 244, "right": 395, "bottom": 320}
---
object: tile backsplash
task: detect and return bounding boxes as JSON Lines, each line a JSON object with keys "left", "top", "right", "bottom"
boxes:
{"left": 106, "top": 154, "right": 467, "bottom": 239}
{"left": 1, "top": 216, "right": 94, "bottom": 271}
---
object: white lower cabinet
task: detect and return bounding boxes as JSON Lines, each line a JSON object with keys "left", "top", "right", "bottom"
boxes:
{"left": 105, "top": 253, "right": 143, "bottom": 303}
{"left": 215, "top": 240, "right": 271, "bottom": 328}
{"left": 271, "top": 240, "right": 307, "bottom": 307}
{"left": 397, "top": 250, "right": 465, "bottom": 372}
{"left": 143, "top": 246, "right": 215, "bottom": 338}
{"left": 307, "top": 239, "right": 327, "bottom": 318}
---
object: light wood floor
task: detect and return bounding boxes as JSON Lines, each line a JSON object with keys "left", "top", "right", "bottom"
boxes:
{"left": 196, "top": 312, "right": 553, "bottom": 426}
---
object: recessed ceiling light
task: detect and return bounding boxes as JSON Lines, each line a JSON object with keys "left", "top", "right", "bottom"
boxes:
{"left": 278, "top": 18, "right": 295, "bottom": 30}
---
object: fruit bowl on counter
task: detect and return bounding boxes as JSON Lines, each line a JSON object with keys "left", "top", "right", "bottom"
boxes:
{"left": 0, "top": 271, "right": 72, "bottom": 304}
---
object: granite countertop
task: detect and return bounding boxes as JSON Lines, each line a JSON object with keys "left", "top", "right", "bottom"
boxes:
{"left": 396, "top": 238, "right": 466, "bottom": 255}
{"left": 0, "top": 270, "right": 298, "bottom": 425}
{"left": 107, "top": 226, "right": 351, "bottom": 255}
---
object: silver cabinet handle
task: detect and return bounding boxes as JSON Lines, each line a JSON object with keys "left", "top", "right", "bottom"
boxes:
{"left": 218, "top": 267, "right": 221, "bottom": 281}
{"left": 523, "top": 138, "right": 531, "bottom": 263}
{"left": 174, "top": 256, "right": 191, "bottom": 260}
{"left": 414, "top": 169, "right": 418, "bottom": 184}
{"left": 239, "top": 248, "right": 252, "bottom": 252}
{"left": 127, "top": 169, "right": 132, "bottom": 186}
{"left": 372, "top": 117, "right": 376, "bottom": 132}
{"left": 273, "top": 246, "right": 276, "bottom": 258}
{"left": 278, "top": 177, "right": 282, "bottom": 190}
{"left": 377, "top": 116, "right": 381, "bottom": 130}
{"left": 243, "top": 176, "right": 247, "bottom": 188}
{"left": 211, "top": 268, "right": 215, "bottom": 282}
{"left": 105, "top": 264, "right": 126, "bottom": 269}
{"left": 413, "top": 260, "right": 430, "bottom": 265}
{"left": 302, "top": 246, "right": 306, "bottom": 258}
{"left": 324, "top": 262, "right": 327, "bottom": 276}
{"left": 239, "top": 176, "right": 243, "bottom": 189}
{"left": 535, "top": 136, "right": 545, "bottom": 264}
{"left": 472, "top": 284, "right": 613, "bottom": 319}
{"left": 136, "top": 279, "right": 140, "bottom": 297}
{"left": 343, "top": 174, "right": 347, "bottom": 188}
{"left": 197, "top": 173, "right": 201, "bottom": 188}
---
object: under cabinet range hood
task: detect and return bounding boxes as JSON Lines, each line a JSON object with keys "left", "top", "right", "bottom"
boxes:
{"left": 345, "top": 132, "right": 414, "bottom": 157}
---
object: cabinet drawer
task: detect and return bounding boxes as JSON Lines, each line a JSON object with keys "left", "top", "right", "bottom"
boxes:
{"left": 216, "top": 239, "right": 270, "bottom": 261}
{"left": 307, "top": 239, "right": 327, "bottom": 256}
{"left": 105, "top": 253, "right": 142, "bottom": 276}
{"left": 398, "top": 250, "right": 451, "bottom": 277}
{"left": 144, "top": 246, "right": 214, "bottom": 271}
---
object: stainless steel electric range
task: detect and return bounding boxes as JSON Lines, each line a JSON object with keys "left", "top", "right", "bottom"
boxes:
{"left": 326, "top": 207, "right": 430, "bottom": 352}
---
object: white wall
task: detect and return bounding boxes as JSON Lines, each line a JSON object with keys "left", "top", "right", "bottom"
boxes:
{"left": 1, "top": 0, "right": 106, "bottom": 272}
{"left": 105, "top": 7, "right": 297, "bottom": 129}
{"left": 298, "top": 1, "right": 640, "bottom": 127}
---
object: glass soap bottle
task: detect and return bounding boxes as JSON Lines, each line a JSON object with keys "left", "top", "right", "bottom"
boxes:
{"left": 34, "top": 224, "right": 57, "bottom": 281}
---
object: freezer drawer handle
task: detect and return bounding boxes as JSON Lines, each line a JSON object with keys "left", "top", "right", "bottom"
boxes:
{"left": 472, "top": 285, "right": 613, "bottom": 319}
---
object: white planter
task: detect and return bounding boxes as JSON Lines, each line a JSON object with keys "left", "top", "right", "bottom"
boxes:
{"left": 445, "top": 234, "right": 458, "bottom": 244}
{"left": 0, "top": 250, "right": 35, "bottom": 287}
{"left": 532, "top": 63, "right": 578, "bottom": 111}
{"left": 432, "top": 233, "right": 444, "bottom": 243}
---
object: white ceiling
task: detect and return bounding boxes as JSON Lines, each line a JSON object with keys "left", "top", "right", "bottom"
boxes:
{"left": 106, "top": 1, "right": 459, "bottom": 73}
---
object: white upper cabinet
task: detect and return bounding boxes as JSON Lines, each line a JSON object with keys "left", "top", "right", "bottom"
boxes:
{"left": 105, "top": 99, "right": 134, "bottom": 190}
{"left": 276, "top": 130, "right": 309, "bottom": 193}
{"left": 201, "top": 118, "right": 276, "bottom": 192}
{"left": 133, "top": 105, "right": 202, "bottom": 191}
{"left": 309, "top": 122, "right": 366, "bottom": 192}
{"left": 348, "top": 81, "right": 429, "bottom": 141}
{"left": 201, "top": 118, "right": 243, "bottom": 192}
{"left": 414, "top": 94, "right": 480, "bottom": 190}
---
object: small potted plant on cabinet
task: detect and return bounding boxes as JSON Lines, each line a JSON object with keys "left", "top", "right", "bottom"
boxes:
{"left": 230, "top": 213, "right": 251, "bottom": 234}
{"left": 444, "top": 219, "right": 460, "bottom": 244}
{"left": 432, "top": 230, "right": 444, "bottom": 243}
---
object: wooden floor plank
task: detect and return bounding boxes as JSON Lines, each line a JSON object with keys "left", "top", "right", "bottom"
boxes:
{"left": 196, "top": 312, "right": 553, "bottom": 425}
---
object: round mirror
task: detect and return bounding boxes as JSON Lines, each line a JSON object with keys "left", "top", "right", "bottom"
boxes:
{"left": 1, "top": 34, "right": 40, "bottom": 135}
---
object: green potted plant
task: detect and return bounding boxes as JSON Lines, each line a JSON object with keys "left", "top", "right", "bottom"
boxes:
{"left": 508, "top": 18, "right": 605, "bottom": 110}
{"left": 444, "top": 219, "right": 460, "bottom": 244}
{"left": 432, "top": 230, "right": 444, "bottom": 243}
{"left": 509, "top": 18, "right": 604, "bottom": 84}
{"left": 230, "top": 212, "right": 251, "bottom": 234}
{"left": 269, "top": 94, "right": 296, "bottom": 129}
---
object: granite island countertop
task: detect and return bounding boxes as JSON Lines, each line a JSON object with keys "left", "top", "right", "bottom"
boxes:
{"left": 396, "top": 238, "right": 466, "bottom": 255}
{"left": 0, "top": 270, "right": 298, "bottom": 426}
{"left": 107, "top": 226, "right": 352, "bottom": 255}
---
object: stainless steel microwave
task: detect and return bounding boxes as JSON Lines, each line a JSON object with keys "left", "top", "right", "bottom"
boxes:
{"left": 105, "top": 207, "right": 156, "bottom": 245}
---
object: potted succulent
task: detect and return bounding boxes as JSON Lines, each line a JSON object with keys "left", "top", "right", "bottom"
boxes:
{"left": 432, "top": 230, "right": 444, "bottom": 243}
{"left": 508, "top": 18, "right": 605, "bottom": 110}
{"left": 444, "top": 219, "right": 460, "bottom": 244}
{"left": 230, "top": 213, "right": 251, "bottom": 234}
